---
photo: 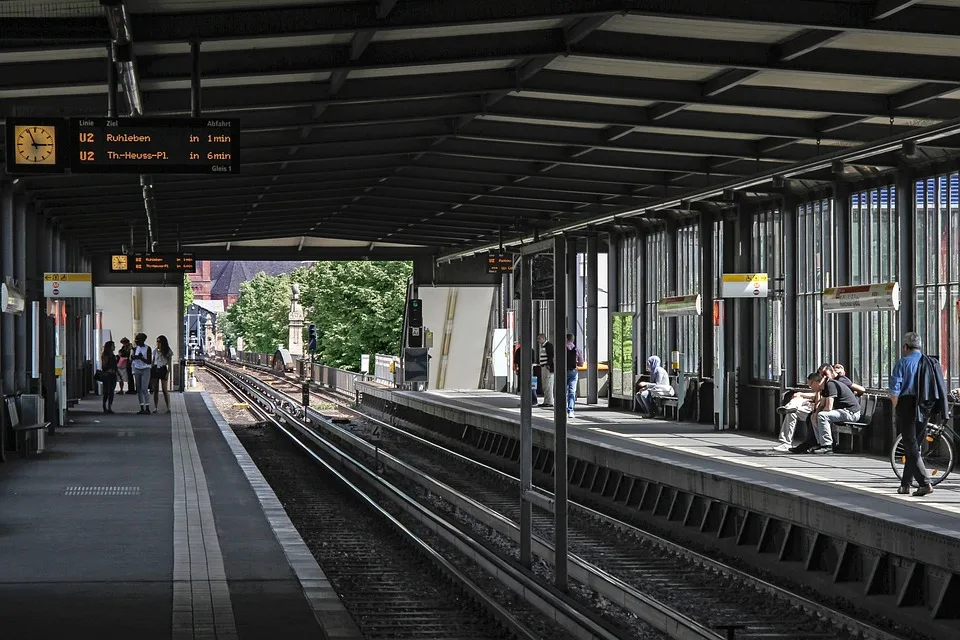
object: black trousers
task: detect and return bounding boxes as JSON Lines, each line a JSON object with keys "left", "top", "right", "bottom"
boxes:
{"left": 895, "top": 396, "right": 930, "bottom": 487}
{"left": 102, "top": 373, "right": 117, "bottom": 408}
{"left": 126, "top": 362, "right": 136, "bottom": 392}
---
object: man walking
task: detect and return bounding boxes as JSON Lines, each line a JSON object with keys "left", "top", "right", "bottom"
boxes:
{"left": 890, "top": 332, "right": 948, "bottom": 496}
{"left": 536, "top": 333, "right": 555, "bottom": 408}
{"left": 564, "top": 333, "right": 583, "bottom": 418}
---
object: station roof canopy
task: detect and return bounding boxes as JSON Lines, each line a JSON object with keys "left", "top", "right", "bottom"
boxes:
{"left": 4, "top": 0, "right": 960, "bottom": 260}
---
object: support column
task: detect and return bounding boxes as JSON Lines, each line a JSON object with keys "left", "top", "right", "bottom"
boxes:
{"left": 518, "top": 254, "right": 533, "bottom": 567}
{"left": 566, "top": 239, "right": 577, "bottom": 339}
{"left": 783, "top": 197, "right": 799, "bottom": 387}
{"left": 606, "top": 233, "right": 619, "bottom": 402}
{"left": 700, "top": 213, "right": 715, "bottom": 379}
{"left": 552, "top": 235, "right": 568, "bottom": 592}
{"left": 586, "top": 236, "right": 599, "bottom": 404}
{"left": 896, "top": 171, "right": 916, "bottom": 337}
{"left": 834, "top": 182, "right": 852, "bottom": 367}
{"left": 665, "top": 221, "right": 679, "bottom": 360}
{"left": 14, "top": 191, "right": 27, "bottom": 391}
{"left": 2, "top": 181, "right": 15, "bottom": 397}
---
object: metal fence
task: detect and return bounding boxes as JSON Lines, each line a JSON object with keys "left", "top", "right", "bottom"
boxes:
{"left": 230, "top": 350, "right": 400, "bottom": 390}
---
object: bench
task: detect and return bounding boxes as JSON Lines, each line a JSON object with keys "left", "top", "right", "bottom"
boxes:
{"left": 660, "top": 379, "right": 682, "bottom": 421}
{"left": 835, "top": 394, "right": 878, "bottom": 453}
{"left": 5, "top": 396, "right": 50, "bottom": 458}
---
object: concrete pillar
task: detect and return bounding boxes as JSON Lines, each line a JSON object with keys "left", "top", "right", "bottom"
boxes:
{"left": 782, "top": 197, "right": 798, "bottom": 387}
{"left": 1, "top": 181, "right": 14, "bottom": 396}
{"left": 665, "top": 222, "right": 679, "bottom": 362}
{"left": 606, "top": 233, "right": 619, "bottom": 403}
{"left": 834, "top": 182, "right": 852, "bottom": 367}
{"left": 586, "top": 236, "right": 599, "bottom": 404}
{"left": 566, "top": 239, "right": 577, "bottom": 340}
{"left": 699, "top": 213, "right": 714, "bottom": 379}
{"left": 14, "top": 191, "right": 27, "bottom": 391}
{"left": 896, "top": 170, "right": 916, "bottom": 338}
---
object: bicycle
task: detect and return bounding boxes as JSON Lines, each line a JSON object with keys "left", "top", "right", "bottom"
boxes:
{"left": 890, "top": 415, "right": 957, "bottom": 486}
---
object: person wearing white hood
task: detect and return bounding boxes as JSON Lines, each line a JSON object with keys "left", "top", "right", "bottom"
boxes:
{"left": 635, "top": 355, "right": 674, "bottom": 417}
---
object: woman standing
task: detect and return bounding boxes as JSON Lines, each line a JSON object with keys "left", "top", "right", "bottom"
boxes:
{"left": 100, "top": 341, "right": 118, "bottom": 414}
{"left": 131, "top": 333, "right": 153, "bottom": 415}
{"left": 152, "top": 335, "right": 173, "bottom": 414}
{"left": 116, "top": 337, "right": 131, "bottom": 394}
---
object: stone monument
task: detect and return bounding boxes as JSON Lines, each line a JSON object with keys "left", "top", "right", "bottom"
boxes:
{"left": 288, "top": 282, "right": 304, "bottom": 357}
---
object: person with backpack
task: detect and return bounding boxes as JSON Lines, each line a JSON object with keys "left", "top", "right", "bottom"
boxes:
{"left": 564, "top": 333, "right": 583, "bottom": 418}
{"left": 130, "top": 332, "right": 153, "bottom": 415}
{"left": 635, "top": 355, "right": 675, "bottom": 418}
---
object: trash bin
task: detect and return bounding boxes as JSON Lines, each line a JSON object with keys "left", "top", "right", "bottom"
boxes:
{"left": 19, "top": 394, "right": 46, "bottom": 455}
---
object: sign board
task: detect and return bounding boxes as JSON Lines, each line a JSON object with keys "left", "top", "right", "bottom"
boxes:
{"left": 403, "top": 347, "right": 430, "bottom": 384}
{"left": 822, "top": 282, "right": 900, "bottom": 313}
{"left": 110, "top": 252, "right": 196, "bottom": 274}
{"left": 4, "top": 116, "right": 239, "bottom": 175}
{"left": 720, "top": 273, "right": 769, "bottom": 298}
{"left": 657, "top": 294, "right": 702, "bottom": 317}
{"left": 487, "top": 253, "right": 513, "bottom": 273}
{"left": 43, "top": 273, "right": 92, "bottom": 298}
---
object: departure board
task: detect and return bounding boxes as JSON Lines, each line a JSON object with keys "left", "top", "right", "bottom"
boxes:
{"left": 110, "top": 253, "right": 196, "bottom": 274}
{"left": 70, "top": 117, "right": 238, "bottom": 174}
{"left": 487, "top": 254, "right": 513, "bottom": 273}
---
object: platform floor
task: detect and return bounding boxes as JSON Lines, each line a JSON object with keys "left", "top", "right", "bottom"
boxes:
{"left": 406, "top": 389, "right": 960, "bottom": 532}
{"left": 0, "top": 391, "right": 359, "bottom": 639}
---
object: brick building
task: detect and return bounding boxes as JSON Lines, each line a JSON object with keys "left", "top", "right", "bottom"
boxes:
{"left": 188, "top": 261, "right": 311, "bottom": 309}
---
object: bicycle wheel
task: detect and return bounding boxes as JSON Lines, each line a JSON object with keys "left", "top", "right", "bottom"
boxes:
{"left": 890, "top": 431, "right": 955, "bottom": 486}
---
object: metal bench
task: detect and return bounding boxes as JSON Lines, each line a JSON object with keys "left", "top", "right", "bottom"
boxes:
{"left": 835, "top": 394, "right": 878, "bottom": 453}
{"left": 660, "top": 378, "right": 683, "bottom": 421}
{"left": 5, "top": 396, "right": 50, "bottom": 458}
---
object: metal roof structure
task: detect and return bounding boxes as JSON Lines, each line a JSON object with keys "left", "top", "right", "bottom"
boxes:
{"left": 3, "top": 0, "right": 960, "bottom": 260}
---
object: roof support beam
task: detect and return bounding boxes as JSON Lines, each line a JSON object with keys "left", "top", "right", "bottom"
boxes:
{"left": 872, "top": 0, "right": 922, "bottom": 21}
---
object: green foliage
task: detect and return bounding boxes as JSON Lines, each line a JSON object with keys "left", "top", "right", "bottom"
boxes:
{"left": 225, "top": 272, "right": 295, "bottom": 354}
{"left": 225, "top": 262, "right": 411, "bottom": 369}
{"left": 183, "top": 274, "right": 194, "bottom": 309}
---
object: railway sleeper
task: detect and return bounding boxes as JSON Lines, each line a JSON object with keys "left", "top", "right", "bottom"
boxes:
{"left": 359, "top": 395, "right": 960, "bottom": 638}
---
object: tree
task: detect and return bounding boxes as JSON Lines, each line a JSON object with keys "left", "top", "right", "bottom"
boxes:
{"left": 299, "top": 261, "right": 410, "bottom": 370}
{"left": 183, "top": 274, "right": 194, "bottom": 308}
{"left": 224, "top": 272, "right": 296, "bottom": 353}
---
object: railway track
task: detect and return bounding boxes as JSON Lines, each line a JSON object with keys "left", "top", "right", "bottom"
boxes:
{"left": 202, "top": 363, "right": 639, "bottom": 640}
{"left": 208, "top": 358, "right": 909, "bottom": 640}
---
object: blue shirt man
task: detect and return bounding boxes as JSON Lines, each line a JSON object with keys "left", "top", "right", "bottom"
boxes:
{"left": 889, "top": 342, "right": 923, "bottom": 402}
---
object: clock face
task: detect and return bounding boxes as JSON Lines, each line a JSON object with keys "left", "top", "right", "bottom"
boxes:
{"left": 111, "top": 255, "right": 129, "bottom": 272}
{"left": 15, "top": 125, "right": 56, "bottom": 164}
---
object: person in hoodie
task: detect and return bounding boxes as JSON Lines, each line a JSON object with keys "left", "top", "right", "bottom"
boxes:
{"left": 634, "top": 355, "right": 675, "bottom": 418}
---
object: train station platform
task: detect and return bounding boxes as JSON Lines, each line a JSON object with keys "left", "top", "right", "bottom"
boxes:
{"left": 0, "top": 392, "right": 360, "bottom": 639}
{"left": 359, "top": 385, "right": 960, "bottom": 631}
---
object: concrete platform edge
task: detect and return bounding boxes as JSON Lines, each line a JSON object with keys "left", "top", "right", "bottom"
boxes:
{"left": 198, "top": 392, "right": 364, "bottom": 639}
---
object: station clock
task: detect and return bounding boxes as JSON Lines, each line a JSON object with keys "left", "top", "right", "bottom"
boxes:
{"left": 14, "top": 124, "right": 57, "bottom": 165}
{"left": 4, "top": 117, "right": 68, "bottom": 174}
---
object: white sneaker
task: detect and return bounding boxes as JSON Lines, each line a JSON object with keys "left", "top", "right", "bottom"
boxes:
{"left": 772, "top": 443, "right": 791, "bottom": 452}
{"left": 568, "top": 412, "right": 574, "bottom": 418}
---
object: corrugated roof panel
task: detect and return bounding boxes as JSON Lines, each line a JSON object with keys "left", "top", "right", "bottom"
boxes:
{"left": 372, "top": 19, "right": 565, "bottom": 41}
{"left": 825, "top": 31, "right": 960, "bottom": 56}
{"left": 515, "top": 90, "right": 653, "bottom": 108}
{"left": 685, "top": 104, "right": 830, "bottom": 119}
{"left": 0, "top": 84, "right": 107, "bottom": 99}
{"left": 127, "top": 0, "right": 360, "bottom": 13}
{"left": 140, "top": 72, "right": 332, "bottom": 91}
{"left": 0, "top": 46, "right": 104, "bottom": 63}
{"left": 600, "top": 14, "right": 800, "bottom": 43}
{"left": 0, "top": 0, "right": 101, "bottom": 17}
{"left": 547, "top": 55, "right": 720, "bottom": 81}
{"left": 350, "top": 59, "right": 518, "bottom": 78}
{"left": 478, "top": 115, "right": 606, "bottom": 130}
{"left": 137, "top": 33, "right": 353, "bottom": 56}
{"left": 630, "top": 126, "right": 762, "bottom": 141}
{"left": 742, "top": 70, "right": 919, "bottom": 94}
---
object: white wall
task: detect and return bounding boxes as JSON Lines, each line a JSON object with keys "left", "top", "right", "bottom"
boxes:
{"left": 96, "top": 285, "right": 180, "bottom": 362}
{"left": 418, "top": 286, "right": 496, "bottom": 390}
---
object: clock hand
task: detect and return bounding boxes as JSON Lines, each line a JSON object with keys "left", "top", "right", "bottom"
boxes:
{"left": 27, "top": 131, "right": 38, "bottom": 147}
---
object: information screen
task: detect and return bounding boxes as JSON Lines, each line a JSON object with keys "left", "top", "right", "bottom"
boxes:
{"left": 71, "top": 117, "right": 238, "bottom": 174}
{"left": 487, "top": 254, "right": 513, "bottom": 273}
{"left": 110, "top": 253, "right": 196, "bottom": 274}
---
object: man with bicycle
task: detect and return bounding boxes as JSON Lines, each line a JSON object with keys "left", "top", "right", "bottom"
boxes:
{"left": 889, "top": 332, "right": 949, "bottom": 497}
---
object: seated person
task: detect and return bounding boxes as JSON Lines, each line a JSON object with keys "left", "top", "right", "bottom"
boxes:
{"left": 634, "top": 355, "right": 674, "bottom": 417}
{"left": 793, "top": 369, "right": 861, "bottom": 455}
{"left": 773, "top": 387, "right": 817, "bottom": 452}
{"left": 831, "top": 363, "right": 866, "bottom": 396}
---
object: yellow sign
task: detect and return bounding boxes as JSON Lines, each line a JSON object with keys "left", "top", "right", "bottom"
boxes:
{"left": 43, "top": 273, "right": 92, "bottom": 282}
{"left": 720, "top": 273, "right": 770, "bottom": 299}
{"left": 721, "top": 273, "right": 768, "bottom": 283}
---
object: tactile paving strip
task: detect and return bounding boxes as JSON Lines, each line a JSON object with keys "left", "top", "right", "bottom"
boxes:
{"left": 63, "top": 486, "right": 142, "bottom": 496}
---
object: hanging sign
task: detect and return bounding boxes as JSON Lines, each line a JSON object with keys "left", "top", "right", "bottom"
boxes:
{"left": 487, "top": 253, "right": 513, "bottom": 273}
{"left": 43, "top": 273, "right": 92, "bottom": 298}
{"left": 657, "top": 294, "right": 702, "bottom": 316}
{"left": 822, "top": 282, "right": 900, "bottom": 313}
{"left": 1, "top": 281, "right": 25, "bottom": 314}
{"left": 721, "top": 273, "right": 769, "bottom": 298}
